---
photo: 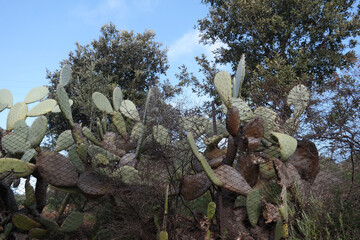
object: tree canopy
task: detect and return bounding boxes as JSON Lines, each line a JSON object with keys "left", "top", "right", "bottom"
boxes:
{"left": 47, "top": 23, "right": 169, "bottom": 138}
{"left": 179, "top": 0, "right": 360, "bottom": 119}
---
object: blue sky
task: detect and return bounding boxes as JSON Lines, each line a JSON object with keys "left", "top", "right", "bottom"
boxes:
{"left": 0, "top": 0, "right": 228, "bottom": 128}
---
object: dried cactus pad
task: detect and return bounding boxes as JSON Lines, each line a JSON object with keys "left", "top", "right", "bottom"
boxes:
{"left": 36, "top": 151, "right": 78, "bottom": 187}
{"left": 78, "top": 171, "right": 111, "bottom": 196}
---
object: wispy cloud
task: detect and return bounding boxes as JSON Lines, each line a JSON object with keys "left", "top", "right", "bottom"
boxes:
{"left": 168, "top": 29, "right": 227, "bottom": 62}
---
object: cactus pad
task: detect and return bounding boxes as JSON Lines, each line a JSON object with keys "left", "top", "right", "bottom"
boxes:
{"left": 7, "top": 102, "right": 28, "bottom": 130}
{"left": 55, "top": 130, "right": 74, "bottom": 151}
{"left": 111, "top": 111, "right": 127, "bottom": 137}
{"left": 187, "top": 132, "right": 222, "bottom": 187}
{"left": 181, "top": 172, "right": 212, "bottom": 201}
{"left": 246, "top": 188, "right": 262, "bottom": 227}
{"left": 92, "top": 92, "right": 114, "bottom": 113}
{"left": 12, "top": 214, "right": 42, "bottom": 231}
{"left": 36, "top": 151, "right": 78, "bottom": 187}
{"left": 29, "top": 116, "right": 48, "bottom": 147}
{"left": 114, "top": 166, "right": 141, "bottom": 185}
{"left": 207, "top": 202, "right": 216, "bottom": 220}
{"left": 287, "top": 84, "right": 310, "bottom": 117}
{"left": 271, "top": 132, "right": 297, "bottom": 161}
{"left": 56, "top": 85, "right": 73, "bottom": 126}
{"left": 214, "top": 71, "right": 232, "bottom": 108}
{"left": 113, "top": 86, "right": 123, "bottom": 111}
{"left": 82, "top": 127, "right": 101, "bottom": 146}
{"left": 234, "top": 54, "right": 246, "bottom": 98}
{"left": 77, "top": 171, "right": 111, "bottom": 196}
{"left": 13, "top": 119, "right": 29, "bottom": 139}
{"left": 60, "top": 211, "right": 84, "bottom": 232}
{"left": 214, "top": 165, "right": 251, "bottom": 195}
{"left": 24, "top": 86, "right": 49, "bottom": 104}
{"left": 120, "top": 100, "right": 140, "bottom": 121}
{"left": 0, "top": 89, "right": 13, "bottom": 109}
{"left": 0, "top": 158, "right": 36, "bottom": 178}
{"left": 2, "top": 134, "right": 31, "bottom": 154}
{"left": 24, "top": 178, "right": 36, "bottom": 208}
{"left": 29, "top": 228, "right": 48, "bottom": 239}
{"left": 27, "top": 99, "right": 57, "bottom": 117}
{"left": 59, "top": 64, "right": 71, "bottom": 86}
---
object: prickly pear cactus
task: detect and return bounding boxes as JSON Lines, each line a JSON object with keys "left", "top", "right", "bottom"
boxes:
{"left": 179, "top": 56, "right": 318, "bottom": 239}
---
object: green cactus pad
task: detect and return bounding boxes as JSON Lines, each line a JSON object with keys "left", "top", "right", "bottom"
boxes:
{"left": 29, "top": 228, "right": 48, "bottom": 239}
{"left": 275, "top": 220, "right": 286, "bottom": 240}
{"left": 214, "top": 71, "right": 232, "bottom": 108}
{"left": 24, "top": 178, "right": 36, "bottom": 208}
{"left": 234, "top": 54, "right": 246, "bottom": 98}
{"left": 76, "top": 143, "right": 88, "bottom": 162}
{"left": 51, "top": 99, "right": 73, "bottom": 113}
{"left": 77, "top": 171, "right": 111, "bottom": 196}
{"left": 60, "top": 211, "right": 84, "bottom": 232}
{"left": 56, "top": 85, "right": 74, "bottom": 126}
{"left": 113, "top": 87, "right": 123, "bottom": 111}
{"left": 187, "top": 132, "right": 222, "bottom": 187}
{"left": 111, "top": 112, "right": 127, "bottom": 137}
{"left": 12, "top": 214, "right": 42, "bottom": 231}
{"left": 36, "top": 151, "right": 78, "bottom": 187}
{"left": 0, "top": 223, "right": 12, "bottom": 239}
{"left": 55, "top": 130, "right": 74, "bottom": 151}
{"left": 39, "top": 218, "right": 59, "bottom": 232}
{"left": 29, "top": 116, "right": 47, "bottom": 147}
{"left": 0, "top": 102, "right": 7, "bottom": 113}
{"left": 246, "top": 188, "right": 262, "bottom": 227}
{"left": 59, "top": 64, "right": 71, "bottom": 86}
{"left": 24, "top": 86, "right": 49, "bottom": 104}
{"left": 13, "top": 120, "right": 29, "bottom": 139}
{"left": 287, "top": 84, "right": 310, "bottom": 118}
{"left": 88, "top": 145, "right": 121, "bottom": 162}
{"left": 207, "top": 202, "right": 216, "bottom": 220}
{"left": 159, "top": 231, "right": 168, "bottom": 240}
{"left": 92, "top": 92, "right": 114, "bottom": 113}
{"left": 120, "top": 100, "right": 140, "bottom": 121}
{"left": 114, "top": 166, "right": 141, "bottom": 185}
{"left": 223, "top": 98, "right": 254, "bottom": 123}
{"left": 271, "top": 132, "right": 297, "bottom": 161}
{"left": 130, "top": 122, "right": 143, "bottom": 142}
{"left": 6, "top": 102, "right": 28, "bottom": 130}
{"left": 0, "top": 89, "right": 13, "bottom": 109}
{"left": 94, "top": 154, "right": 109, "bottom": 166}
{"left": 2, "top": 134, "right": 31, "bottom": 154}
{"left": 68, "top": 146, "right": 85, "bottom": 173}
{"left": 153, "top": 125, "right": 170, "bottom": 146}
{"left": 82, "top": 127, "right": 101, "bottom": 145}
{"left": 21, "top": 149, "right": 37, "bottom": 162}
{"left": 27, "top": 99, "right": 57, "bottom": 117}
{"left": 234, "top": 195, "right": 247, "bottom": 208}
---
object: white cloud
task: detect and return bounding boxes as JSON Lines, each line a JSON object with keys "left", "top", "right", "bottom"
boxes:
{"left": 168, "top": 29, "right": 227, "bottom": 62}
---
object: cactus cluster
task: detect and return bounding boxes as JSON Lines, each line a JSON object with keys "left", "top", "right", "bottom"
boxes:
{"left": 177, "top": 55, "right": 319, "bottom": 238}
